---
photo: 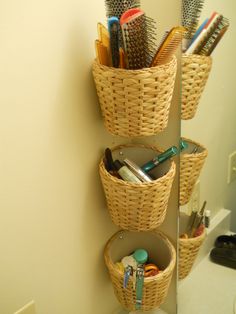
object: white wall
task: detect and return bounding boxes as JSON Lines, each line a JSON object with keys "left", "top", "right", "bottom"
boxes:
{"left": 181, "top": 0, "right": 236, "bottom": 231}
{"left": 0, "top": 1, "right": 181, "bottom": 314}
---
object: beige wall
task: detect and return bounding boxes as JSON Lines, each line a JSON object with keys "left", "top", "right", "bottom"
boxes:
{"left": 0, "top": 0, "right": 181, "bottom": 313}
{"left": 181, "top": 0, "right": 236, "bottom": 231}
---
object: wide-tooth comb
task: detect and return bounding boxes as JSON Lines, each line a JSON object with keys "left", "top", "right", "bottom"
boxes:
{"left": 105, "top": 0, "right": 140, "bottom": 19}
{"left": 120, "top": 8, "right": 157, "bottom": 69}
{"left": 182, "top": 0, "right": 205, "bottom": 50}
{"left": 151, "top": 26, "right": 186, "bottom": 66}
{"left": 199, "top": 17, "right": 229, "bottom": 56}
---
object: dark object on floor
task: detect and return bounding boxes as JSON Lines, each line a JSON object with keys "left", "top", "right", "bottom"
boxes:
{"left": 210, "top": 247, "right": 236, "bottom": 269}
{"left": 215, "top": 234, "right": 236, "bottom": 249}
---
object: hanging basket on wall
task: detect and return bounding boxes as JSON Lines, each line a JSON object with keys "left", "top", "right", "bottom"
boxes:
{"left": 92, "top": 56, "right": 177, "bottom": 137}
{"left": 179, "top": 228, "right": 206, "bottom": 279}
{"left": 104, "top": 230, "right": 176, "bottom": 311}
{"left": 180, "top": 137, "right": 208, "bottom": 206}
{"left": 99, "top": 143, "right": 176, "bottom": 231}
{"left": 181, "top": 54, "right": 212, "bottom": 120}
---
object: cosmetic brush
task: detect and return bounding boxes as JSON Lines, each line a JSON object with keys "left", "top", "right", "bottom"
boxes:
{"left": 151, "top": 26, "right": 186, "bottom": 66}
{"left": 108, "top": 17, "right": 120, "bottom": 68}
{"left": 198, "top": 16, "right": 229, "bottom": 56}
{"left": 182, "top": 0, "right": 205, "bottom": 51}
{"left": 120, "top": 8, "right": 157, "bottom": 69}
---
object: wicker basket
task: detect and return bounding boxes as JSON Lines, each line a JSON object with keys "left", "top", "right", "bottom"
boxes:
{"left": 104, "top": 230, "right": 176, "bottom": 311}
{"left": 181, "top": 54, "right": 212, "bottom": 120}
{"left": 92, "top": 56, "right": 177, "bottom": 137}
{"left": 99, "top": 144, "right": 176, "bottom": 231}
{"left": 180, "top": 138, "right": 208, "bottom": 206}
{"left": 179, "top": 229, "right": 206, "bottom": 279}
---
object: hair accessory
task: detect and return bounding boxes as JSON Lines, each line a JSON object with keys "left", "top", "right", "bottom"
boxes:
{"left": 186, "top": 12, "right": 222, "bottom": 54}
{"left": 199, "top": 16, "right": 229, "bottom": 56}
{"left": 120, "top": 8, "right": 157, "bottom": 69}
{"left": 180, "top": 138, "right": 189, "bottom": 152}
{"left": 105, "top": 0, "right": 140, "bottom": 19}
{"left": 141, "top": 146, "right": 178, "bottom": 172}
{"left": 151, "top": 26, "right": 186, "bottom": 66}
{"left": 97, "top": 22, "right": 110, "bottom": 48}
{"left": 189, "top": 18, "right": 208, "bottom": 46}
{"left": 105, "top": 0, "right": 140, "bottom": 47}
{"left": 108, "top": 17, "right": 120, "bottom": 67}
{"left": 95, "top": 40, "right": 110, "bottom": 66}
{"left": 182, "top": 0, "right": 205, "bottom": 51}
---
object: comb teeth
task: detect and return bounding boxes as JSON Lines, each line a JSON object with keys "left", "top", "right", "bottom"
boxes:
{"left": 199, "top": 17, "right": 229, "bottom": 56}
{"left": 105, "top": 0, "right": 140, "bottom": 18}
{"left": 182, "top": 0, "right": 205, "bottom": 39}
{"left": 152, "top": 29, "right": 185, "bottom": 66}
{"left": 121, "top": 13, "right": 157, "bottom": 69}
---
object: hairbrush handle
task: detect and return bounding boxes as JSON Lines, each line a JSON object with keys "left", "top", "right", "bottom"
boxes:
{"left": 120, "top": 8, "right": 143, "bottom": 25}
{"left": 108, "top": 17, "right": 120, "bottom": 68}
{"left": 186, "top": 12, "right": 221, "bottom": 54}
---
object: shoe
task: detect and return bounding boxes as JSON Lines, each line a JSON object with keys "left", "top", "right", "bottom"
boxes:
{"left": 210, "top": 247, "right": 236, "bottom": 269}
{"left": 215, "top": 234, "right": 236, "bottom": 249}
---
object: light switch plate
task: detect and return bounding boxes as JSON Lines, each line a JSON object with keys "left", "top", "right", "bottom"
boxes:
{"left": 14, "top": 301, "right": 36, "bottom": 314}
{"left": 227, "top": 151, "right": 236, "bottom": 184}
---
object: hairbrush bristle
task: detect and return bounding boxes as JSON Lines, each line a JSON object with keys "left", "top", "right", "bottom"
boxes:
{"left": 105, "top": 0, "right": 140, "bottom": 18}
{"left": 121, "top": 14, "right": 157, "bottom": 69}
{"left": 182, "top": 0, "right": 205, "bottom": 39}
{"left": 105, "top": 0, "right": 140, "bottom": 49}
{"left": 199, "top": 17, "right": 229, "bottom": 56}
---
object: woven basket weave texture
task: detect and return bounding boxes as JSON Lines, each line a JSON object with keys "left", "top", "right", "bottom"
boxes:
{"left": 92, "top": 57, "right": 177, "bottom": 137}
{"left": 179, "top": 229, "right": 206, "bottom": 279}
{"left": 99, "top": 144, "right": 176, "bottom": 232}
{"left": 180, "top": 138, "right": 207, "bottom": 206}
{"left": 104, "top": 230, "right": 176, "bottom": 311}
{"left": 181, "top": 54, "right": 212, "bottom": 120}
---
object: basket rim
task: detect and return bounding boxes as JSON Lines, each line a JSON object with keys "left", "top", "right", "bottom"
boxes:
{"left": 181, "top": 137, "right": 208, "bottom": 158}
{"left": 93, "top": 55, "right": 177, "bottom": 74}
{"left": 182, "top": 53, "right": 213, "bottom": 62}
{"left": 99, "top": 143, "right": 176, "bottom": 187}
{"left": 104, "top": 229, "right": 176, "bottom": 283}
